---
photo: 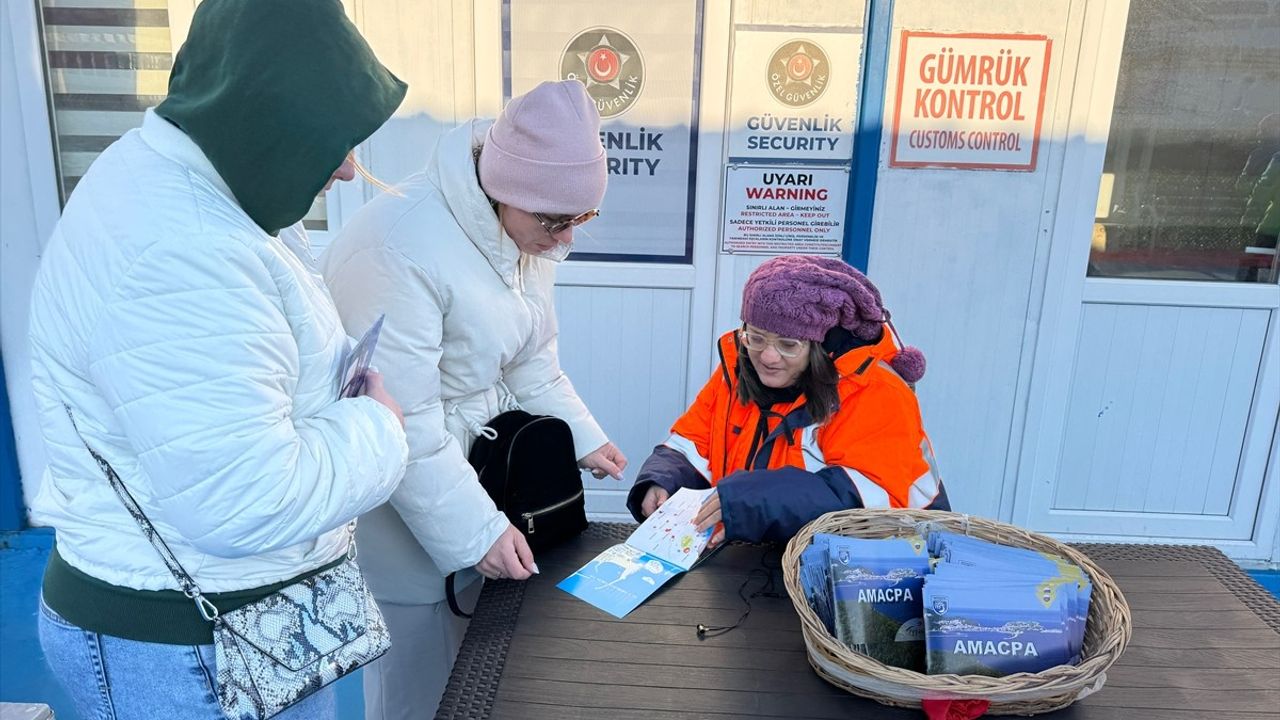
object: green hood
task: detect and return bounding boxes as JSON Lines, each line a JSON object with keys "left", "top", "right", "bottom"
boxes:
{"left": 156, "top": 0, "right": 406, "bottom": 235}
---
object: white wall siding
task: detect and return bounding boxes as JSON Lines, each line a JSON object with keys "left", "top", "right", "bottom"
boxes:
{"left": 1053, "top": 303, "right": 1269, "bottom": 526}
{"left": 868, "top": 0, "right": 1075, "bottom": 520}
{"left": 352, "top": 0, "right": 478, "bottom": 190}
{"left": 2, "top": 0, "right": 61, "bottom": 509}
{"left": 554, "top": 286, "right": 694, "bottom": 519}
{"left": 711, "top": 254, "right": 770, "bottom": 345}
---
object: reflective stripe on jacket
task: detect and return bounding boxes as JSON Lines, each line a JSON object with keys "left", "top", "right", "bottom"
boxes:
{"left": 628, "top": 328, "right": 948, "bottom": 541}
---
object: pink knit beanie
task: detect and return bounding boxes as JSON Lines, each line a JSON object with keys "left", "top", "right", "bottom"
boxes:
{"left": 478, "top": 80, "right": 607, "bottom": 215}
{"left": 741, "top": 255, "right": 927, "bottom": 383}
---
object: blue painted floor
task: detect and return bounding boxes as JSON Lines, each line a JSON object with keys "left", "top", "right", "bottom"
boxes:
{"left": 1248, "top": 568, "right": 1280, "bottom": 598}
{"left": 3, "top": 528, "right": 1280, "bottom": 719}
{"left": 0, "top": 529, "right": 365, "bottom": 719}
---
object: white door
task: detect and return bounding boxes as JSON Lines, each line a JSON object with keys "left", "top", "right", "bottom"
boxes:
{"left": 470, "top": 1, "right": 871, "bottom": 519}
{"left": 465, "top": 1, "right": 726, "bottom": 520}
{"left": 9, "top": 0, "right": 727, "bottom": 522}
{"left": 1016, "top": 0, "right": 1280, "bottom": 558}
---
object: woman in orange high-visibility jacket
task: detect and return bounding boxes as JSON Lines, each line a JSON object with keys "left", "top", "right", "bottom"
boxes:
{"left": 627, "top": 255, "right": 948, "bottom": 545}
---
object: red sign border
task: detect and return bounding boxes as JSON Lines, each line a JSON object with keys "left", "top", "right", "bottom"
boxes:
{"left": 888, "top": 30, "right": 1054, "bottom": 172}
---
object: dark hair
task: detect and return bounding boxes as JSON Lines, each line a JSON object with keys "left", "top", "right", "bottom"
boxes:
{"left": 736, "top": 338, "right": 841, "bottom": 425}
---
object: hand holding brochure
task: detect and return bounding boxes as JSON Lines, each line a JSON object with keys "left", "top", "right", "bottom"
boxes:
{"left": 338, "top": 315, "right": 385, "bottom": 399}
{"left": 624, "top": 487, "right": 717, "bottom": 570}
{"left": 558, "top": 487, "right": 714, "bottom": 618}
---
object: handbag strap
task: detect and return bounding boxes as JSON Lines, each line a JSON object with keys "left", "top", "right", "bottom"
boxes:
{"left": 63, "top": 406, "right": 221, "bottom": 620}
{"left": 444, "top": 572, "right": 474, "bottom": 619}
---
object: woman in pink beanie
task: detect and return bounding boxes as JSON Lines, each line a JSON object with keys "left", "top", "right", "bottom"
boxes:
{"left": 320, "top": 80, "right": 625, "bottom": 720}
{"left": 627, "top": 255, "right": 948, "bottom": 546}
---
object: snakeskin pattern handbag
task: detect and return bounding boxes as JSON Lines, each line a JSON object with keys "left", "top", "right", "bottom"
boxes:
{"left": 67, "top": 408, "right": 390, "bottom": 720}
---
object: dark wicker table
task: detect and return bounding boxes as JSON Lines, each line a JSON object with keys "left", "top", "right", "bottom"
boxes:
{"left": 436, "top": 523, "right": 1280, "bottom": 720}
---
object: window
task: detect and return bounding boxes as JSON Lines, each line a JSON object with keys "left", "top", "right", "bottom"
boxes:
{"left": 38, "top": 2, "right": 328, "bottom": 230}
{"left": 1090, "top": 1, "right": 1280, "bottom": 283}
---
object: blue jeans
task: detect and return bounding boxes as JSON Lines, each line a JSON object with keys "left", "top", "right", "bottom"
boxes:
{"left": 38, "top": 595, "right": 335, "bottom": 720}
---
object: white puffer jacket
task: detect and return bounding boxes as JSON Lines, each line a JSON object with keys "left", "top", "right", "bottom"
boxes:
{"left": 320, "top": 119, "right": 608, "bottom": 604}
{"left": 27, "top": 110, "right": 409, "bottom": 592}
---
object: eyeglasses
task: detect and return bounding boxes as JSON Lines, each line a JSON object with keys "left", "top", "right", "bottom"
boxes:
{"left": 738, "top": 327, "right": 809, "bottom": 358}
{"left": 533, "top": 209, "right": 600, "bottom": 236}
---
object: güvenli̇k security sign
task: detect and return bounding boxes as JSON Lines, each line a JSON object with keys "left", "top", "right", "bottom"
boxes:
{"left": 727, "top": 29, "right": 862, "bottom": 163}
{"left": 890, "top": 31, "right": 1052, "bottom": 171}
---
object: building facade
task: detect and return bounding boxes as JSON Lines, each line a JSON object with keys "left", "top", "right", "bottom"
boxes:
{"left": 3, "top": 0, "right": 1277, "bottom": 561}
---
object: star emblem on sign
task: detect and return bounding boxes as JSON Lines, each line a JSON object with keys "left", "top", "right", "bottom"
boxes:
{"left": 767, "top": 39, "right": 830, "bottom": 107}
{"left": 560, "top": 27, "right": 644, "bottom": 117}
{"left": 579, "top": 34, "right": 630, "bottom": 89}
{"left": 780, "top": 44, "right": 821, "bottom": 85}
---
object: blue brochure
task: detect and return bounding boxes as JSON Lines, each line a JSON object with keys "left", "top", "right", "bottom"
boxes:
{"left": 924, "top": 577, "right": 1073, "bottom": 676}
{"left": 557, "top": 544, "right": 683, "bottom": 618}
{"left": 928, "top": 531, "right": 1091, "bottom": 663}
{"left": 802, "top": 534, "right": 930, "bottom": 645}
{"left": 826, "top": 534, "right": 930, "bottom": 575}
{"left": 827, "top": 536, "right": 930, "bottom": 671}
{"left": 558, "top": 487, "right": 714, "bottom": 618}
{"left": 800, "top": 544, "right": 836, "bottom": 633}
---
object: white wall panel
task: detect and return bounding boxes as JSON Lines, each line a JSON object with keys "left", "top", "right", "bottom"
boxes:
{"left": 1013, "top": 0, "right": 1279, "bottom": 558}
{"left": 868, "top": 0, "right": 1074, "bottom": 519}
{"left": 554, "top": 286, "right": 694, "bottom": 519}
{"left": 1053, "top": 303, "right": 1268, "bottom": 523}
{"left": 2, "top": 0, "right": 61, "bottom": 508}
{"left": 353, "top": 0, "right": 477, "bottom": 191}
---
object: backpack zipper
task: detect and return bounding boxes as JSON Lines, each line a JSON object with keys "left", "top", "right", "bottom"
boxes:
{"left": 521, "top": 488, "right": 584, "bottom": 534}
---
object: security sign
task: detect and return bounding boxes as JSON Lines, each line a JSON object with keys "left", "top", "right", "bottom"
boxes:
{"left": 509, "top": 1, "right": 699, "bottom": 260}
{"left": 561, "top": 28, "right": 644, "bottom": 118}
{"left": 727, "top": 29, "right": 862, "bottom": 163}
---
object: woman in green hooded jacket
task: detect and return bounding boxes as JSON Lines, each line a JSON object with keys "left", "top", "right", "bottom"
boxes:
{"left": 28, "top": 1, "right": 409, "bottom": 718}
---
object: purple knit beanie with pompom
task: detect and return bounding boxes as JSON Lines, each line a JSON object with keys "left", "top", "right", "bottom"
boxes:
{"left": 740, "top": 255, "right": 926, "bottom": 384}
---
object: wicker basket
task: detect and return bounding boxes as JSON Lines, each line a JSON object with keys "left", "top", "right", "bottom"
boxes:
{"left": 782, "top": 509, "right": 1132, "bottom": 716}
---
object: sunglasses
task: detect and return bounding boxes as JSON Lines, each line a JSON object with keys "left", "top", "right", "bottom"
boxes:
{"left": 533, "top": 209, "right": 600, "bottom": 236}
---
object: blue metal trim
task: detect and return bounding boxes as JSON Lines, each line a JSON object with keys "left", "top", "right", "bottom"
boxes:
{"left": 0, "top": 356, "right": 25, "bottom": 531}
{"left": 679, "top": 0, "right": 706, "bottom": 265}
{"left": 0, "top": 527, "right": 53, "bottom": 551}
{"left": 843, "top": 0, "right": 894, "bottom": 272}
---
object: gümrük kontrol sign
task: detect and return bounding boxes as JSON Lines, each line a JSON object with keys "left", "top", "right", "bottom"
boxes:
{"left": 891, "top": 31, "right": 1052, "bottom": 171}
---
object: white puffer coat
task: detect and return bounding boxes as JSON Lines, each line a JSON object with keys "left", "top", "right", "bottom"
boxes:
{"left": 321, "top": 120, "right": 608, "bottom": 604}
{"left": 27, "top": 110, "right": 409, "bottom": 592}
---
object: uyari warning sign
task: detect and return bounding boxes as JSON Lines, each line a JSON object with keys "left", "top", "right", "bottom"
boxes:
{"left": 721, "top": 166, "right": 847, "bottom": 255}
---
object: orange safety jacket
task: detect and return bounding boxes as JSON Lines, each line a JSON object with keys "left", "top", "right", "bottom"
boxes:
{"left": 627, "top": 327, "right": 948, "bottom": 541}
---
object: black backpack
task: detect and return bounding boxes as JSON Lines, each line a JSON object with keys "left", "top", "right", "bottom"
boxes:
{"left": 467, "top": 409, "right": 588, "bottom": 551}
{"left": 446, "top": 409, "right": 588, "bottom": 618}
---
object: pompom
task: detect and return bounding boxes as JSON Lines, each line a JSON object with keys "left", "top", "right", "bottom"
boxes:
{"left": 891, "top": 345, "right": 926, "bottom": 384}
